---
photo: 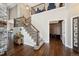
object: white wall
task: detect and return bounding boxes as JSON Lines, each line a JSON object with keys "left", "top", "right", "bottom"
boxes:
{"left": 9, "top": 4, "right": 31, "bottom": 19}
{"left": 9, "top": 5, "right": 17, "bottom": 19}
{"left": 63, "top": 4, "right": 79, "bottom": 48}
{"left": 9, "top": 3, "right": 73, "bottom": 48}
{"left": 9, "top": 3, "right": 79, "bottom": 49}
{"left": 31, "top": 4, "right": 79, "bottom": 49}
{"left": 17, "top": 4, "right": 31, "bottom": 18}
{"left": 31, "top": 7, "right": 68, "bottom": 44}
{"left": 32, "top": 14, "right": 49, "bottom": 43}
{"left": 68, "top": 4, "right": 79, "bottom": 48}
{"left": 50, "top": 23, "right": 61, "bottom": 35}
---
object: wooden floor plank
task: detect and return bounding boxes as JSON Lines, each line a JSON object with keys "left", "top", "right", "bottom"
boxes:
{"left": 2, "top": 38, "right": 79, "bottom": 56}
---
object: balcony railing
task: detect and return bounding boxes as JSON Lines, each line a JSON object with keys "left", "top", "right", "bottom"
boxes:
{"left": 31, "top": 3, "right": 65, "bottom": 15}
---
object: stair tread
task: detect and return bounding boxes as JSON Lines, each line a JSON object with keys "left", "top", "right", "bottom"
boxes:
{"left": 26, "top": 28, "right": 35, "bottom": 31}
{"left": 14, "top": 17, "right": 44, "bottom": 49}
{"left": 23, "top": 23, "right": 42, "bottom": 43}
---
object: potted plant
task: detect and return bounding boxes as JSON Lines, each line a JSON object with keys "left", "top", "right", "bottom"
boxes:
{"left": 14, "top": 32, "right": 24, "bottom": 45}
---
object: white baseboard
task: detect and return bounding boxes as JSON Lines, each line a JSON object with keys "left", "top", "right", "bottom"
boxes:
{"left": 65, "top": 44, "right": 73, "bottom": 49}
{"left": 44, "top": 40, "right": 49, "bottom": 44}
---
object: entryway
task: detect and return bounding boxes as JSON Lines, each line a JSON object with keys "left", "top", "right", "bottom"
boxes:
{"left": 49, "top": 20, "right": 65, "bottom": 55}
{"left": 50, "top": 20, "right": 63, "bottom": 40}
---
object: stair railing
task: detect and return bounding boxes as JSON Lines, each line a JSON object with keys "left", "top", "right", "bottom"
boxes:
{"left": 31, "top": 24, "right": 39, "bottom": 46}
{"left": 14, "top": 16, "right": 40, "bottom": 46}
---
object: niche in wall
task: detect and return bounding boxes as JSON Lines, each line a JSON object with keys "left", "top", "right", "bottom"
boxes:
{"left": 48, "top": 3, "right": 56, "bottom": 10}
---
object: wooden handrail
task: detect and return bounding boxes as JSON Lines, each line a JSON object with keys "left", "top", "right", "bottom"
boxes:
{"left": 24, "top": 17, "right": 39, "bottom": 46}
{"left": 31, "top": 3, "right": 45, "bottom": 8}
{"left": 15, "top": 16, "right": 39, "bottom": 33}
{"left": 31, "top": 23, "right": 39, "bottom": 32}
{"left": 24, "top": 17, "right": 31, "bottom": 21}
{"left": 15, "top": 16, "right": 31, "bottom": 20}
{"left": 15, "top": 16, "right": 40, "bottom": 46}
{"left": 24, "top": 17, "right": 39, "bottom": 33}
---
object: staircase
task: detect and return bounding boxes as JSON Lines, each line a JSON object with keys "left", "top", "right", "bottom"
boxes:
{"left": 14, "top": 16, "right": 44, "bottom": 50}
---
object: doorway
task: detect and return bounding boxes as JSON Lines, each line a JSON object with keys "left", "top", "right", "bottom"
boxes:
{"left": 50, "top": 20, "right": 63, "bottom": 40}
{"left": 49, "top": 20, "right": 65, "bottom": 55}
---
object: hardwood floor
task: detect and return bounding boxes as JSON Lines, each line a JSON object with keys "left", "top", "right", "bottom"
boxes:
{"left": 49, "top": 38, "right": 79, "bottom": 56}
{"left": 2, "top": 38, "right": 79, "bottom": 56}
{"left": 4, "top": 44, "right": 49, "bottom": 56}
